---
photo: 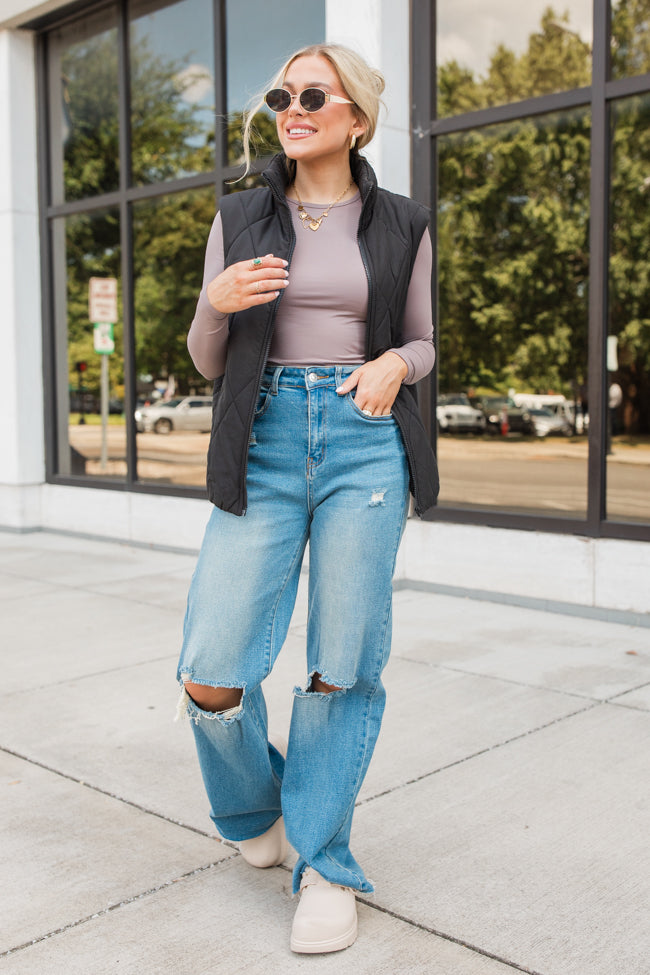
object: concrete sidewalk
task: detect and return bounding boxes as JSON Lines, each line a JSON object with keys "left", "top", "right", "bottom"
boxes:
{"left": 1, "top": 528, "right": 649, "bottom": 975}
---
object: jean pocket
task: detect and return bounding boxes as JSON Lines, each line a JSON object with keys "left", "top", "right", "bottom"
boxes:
{"left": 346, "top": 393, "right": 393, "bottom": 421}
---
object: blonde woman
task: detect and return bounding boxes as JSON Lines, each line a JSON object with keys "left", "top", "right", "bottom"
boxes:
{"left": 176, "top": 43, "right": 438, "bottom": 953}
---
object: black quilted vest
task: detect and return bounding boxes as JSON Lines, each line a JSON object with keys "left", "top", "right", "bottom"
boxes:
{"left": 205, "top": 153, "right": 439, "bottom": 517}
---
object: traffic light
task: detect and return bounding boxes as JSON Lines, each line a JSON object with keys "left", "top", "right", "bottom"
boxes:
{"left": 75, "top": 361, "right": 87, "bottom": 374}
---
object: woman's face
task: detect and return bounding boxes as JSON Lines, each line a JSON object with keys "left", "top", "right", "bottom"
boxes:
{"left": 275, "top": 54, "right": 365, "bottom": 168}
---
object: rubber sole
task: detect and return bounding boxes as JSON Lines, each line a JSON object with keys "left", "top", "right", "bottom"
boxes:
{"left": 290, "top": 918, "right": 358, "bottom": 954}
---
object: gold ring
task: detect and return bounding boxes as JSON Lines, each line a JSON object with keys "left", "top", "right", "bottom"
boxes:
{"left": 251, "top": 257, "right": 262, "bottom": 269}
{"left": 256, "top": 281, "right": 261, "bottom": 293}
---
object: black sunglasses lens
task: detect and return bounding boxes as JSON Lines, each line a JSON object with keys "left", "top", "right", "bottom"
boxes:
{"left": 265, "top": 89, "right": 291, "bottom": 112}
{"left": 300, "top": 88, "right": 326, "bottom": 112}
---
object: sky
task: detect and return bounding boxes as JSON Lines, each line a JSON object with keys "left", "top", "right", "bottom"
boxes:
{"left": 437, "top": 0, "right": 593, "bottom": 76}
{"left": 130, "top": 0, "right": 325, "bottom": 116}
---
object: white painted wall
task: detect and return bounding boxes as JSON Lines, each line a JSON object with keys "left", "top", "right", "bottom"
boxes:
{"left": 0, "top": 28, "right": 44, "bottom": 527}
{"left": 326, "top": 0, "right": 410, "bottom": 195}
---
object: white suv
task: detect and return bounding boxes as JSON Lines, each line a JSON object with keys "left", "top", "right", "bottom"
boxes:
{"left": 135, "top": 396, "right": 212, "bottom": 434}
{"left": 436, "top": 394, "right": 486, "bottom": 434}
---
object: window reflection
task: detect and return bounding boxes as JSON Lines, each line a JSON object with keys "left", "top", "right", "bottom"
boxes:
{"left": 225, "top": 0, "right": 325, "bottom": 166}
{"left": 48, "top": 6, "right": 120, "bottom": 204}
{"left": 53, "top": 208, "right": 126, "bottom": 480}
{"left": 437, "top": 109, "right": 590, "bottom": 516}
{"left": 607, "top": 94, "right": 650, "bottom": 523}
{"left": 132, "top": 187, "right": 215, "bottom": 486}
{"left": 611, "top": 0, "right": 650, "bottom": 80}
{"left": 437, "top": 2, "right": 592, "bottom": 117}
{"left": 130, "top": 0, "right": 215, "bottom": 184}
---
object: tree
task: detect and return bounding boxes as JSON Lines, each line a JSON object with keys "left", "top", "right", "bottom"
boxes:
{"left": 437, "top": 7, "right": 591, "bottom": 415}
{"left": 60, "top": 31, "right": 218, "bottom": 399}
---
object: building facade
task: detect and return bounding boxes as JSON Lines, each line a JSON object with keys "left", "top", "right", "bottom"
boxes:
{"left": 1, "top": 0, "right": 649, "bottom": 619}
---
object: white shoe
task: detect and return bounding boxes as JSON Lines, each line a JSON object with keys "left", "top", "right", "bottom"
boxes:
{"left": 290, "top": 867, "right": 358, "bottom": 954}
{"left": 238, "top": 735, "right": 289, "bottom": 868}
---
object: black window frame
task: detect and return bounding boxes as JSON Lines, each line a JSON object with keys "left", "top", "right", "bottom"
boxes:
{"left": 412, "top": 0, "right": 650, "bottom": 542}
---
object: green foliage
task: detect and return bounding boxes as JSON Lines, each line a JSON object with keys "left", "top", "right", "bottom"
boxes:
{"left": 132, "top": 187, "right": 216, "bottom": 390}
{"left": 438, "top": 7, "right": 591, "bottom": 117}
{"left": 611, "top": 0, "right": 650, "bottom": 77}
{"left": 438, "top": 1, "right": 650, "bottom": 432}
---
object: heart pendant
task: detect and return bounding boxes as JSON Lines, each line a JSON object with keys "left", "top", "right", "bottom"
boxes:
{"left": 309, "top": 220, "right": 321, "bottom": 231}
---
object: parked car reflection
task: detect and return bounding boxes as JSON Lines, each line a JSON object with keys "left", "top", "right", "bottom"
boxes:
{"left": 135, "top": 395, "right": 212, "bottom": 434}
{"left": 528, "top": 407, "right": 572, "bottom": 438}
{"left": 436, "top": 394, "right": 486, "bottom": 434}
{"left": 473, "top": 397, "right": 536, "bottom": 436}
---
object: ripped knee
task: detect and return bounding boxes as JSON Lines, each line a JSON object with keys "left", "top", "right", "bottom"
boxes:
{"left": 310, "top": 672, "right": 343, "bottom": 694}
{"left": 184, "top": 682, "right": 243, "bottom": 714}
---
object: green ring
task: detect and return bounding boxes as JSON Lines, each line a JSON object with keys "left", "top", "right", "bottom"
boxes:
{"left": 253, "top": 257, "right": 262, "bottom": 266}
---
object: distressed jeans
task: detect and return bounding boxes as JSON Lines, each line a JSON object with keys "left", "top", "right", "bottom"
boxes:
{"left": 176, "top": 365, "right": 410, "bottom": 893}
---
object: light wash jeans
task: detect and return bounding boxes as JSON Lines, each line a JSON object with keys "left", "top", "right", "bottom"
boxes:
{"left": 177, "top": 365, "right": 410, "bottom": 893}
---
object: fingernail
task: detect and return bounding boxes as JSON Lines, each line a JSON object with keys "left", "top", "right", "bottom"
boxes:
{"left": 281, "top": 259, "right": 289, "bottom": 267}
{"left": 336, "top": 386, "right": 344, "bottom": 393}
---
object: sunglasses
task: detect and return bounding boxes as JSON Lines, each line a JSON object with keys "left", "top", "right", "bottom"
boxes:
{"left": 264, "top": 87, "right": 353, "bottom": 114}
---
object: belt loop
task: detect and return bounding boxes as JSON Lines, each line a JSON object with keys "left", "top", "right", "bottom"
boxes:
{"left": 271, "top": 366, "right": 283, "bottom": 395}
{"left": 335, "top": 365, "right": 343, "bottom": 387}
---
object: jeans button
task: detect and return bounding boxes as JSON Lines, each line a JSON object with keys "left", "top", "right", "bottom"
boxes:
{"left": 308, "top": 372, "right": 318, "bottom": 382}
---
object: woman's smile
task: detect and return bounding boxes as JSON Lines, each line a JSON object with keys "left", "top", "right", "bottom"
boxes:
{"left": 285, "top": 125, "right": 318, "bottom": 139}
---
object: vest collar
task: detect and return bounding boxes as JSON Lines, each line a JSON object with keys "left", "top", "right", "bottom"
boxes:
{"left": 262, "top": 152, "right": 378, "bottom": 230}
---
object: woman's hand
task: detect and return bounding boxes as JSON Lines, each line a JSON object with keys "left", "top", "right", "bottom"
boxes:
{"left": 336, "top": 351, "right": 409, "bottom": 416}
{"left": 207, "top": 254, "right": 289, "bottom": 314}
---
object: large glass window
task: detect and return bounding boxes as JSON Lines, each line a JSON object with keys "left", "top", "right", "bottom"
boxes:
{"left": 225, "top": 0, "right": 325, "bottom": 166}
{"left": 436, "top": 0, "right": 592, "bottom": 117}
{"left": 52, "top": 207, "right": 126, "bottom": 481}
{"left": 130, "top": 0, "right": 216, "bottom": 184}
{"left": 43, "top": 0, "right": 325, "bottom": 492}
{"left": 47, "top": 6, "right": 120, "bottom": 204}
{"left": 607, "top": 94, "right": 650, "bottom": 524}
{"left": 437, "top": 109, "right": 590, "bottom": 517}
{"left": 133, "top": 187, "right": 215, "bottom": 486}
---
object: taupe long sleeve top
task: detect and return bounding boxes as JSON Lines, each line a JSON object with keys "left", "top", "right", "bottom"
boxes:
{"left": 188, "top": 192, "right": 435, "bottom": 385}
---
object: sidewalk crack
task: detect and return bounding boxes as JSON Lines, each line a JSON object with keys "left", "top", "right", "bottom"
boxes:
{"left": 0, "top": 860, "right": 234, "bottom": 959}
{"left": 356, "top": 701, "right": 601, "bottom": 807}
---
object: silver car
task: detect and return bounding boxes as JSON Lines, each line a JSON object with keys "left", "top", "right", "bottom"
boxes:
{"left": 436, "top": 394, "right": 486, "bottom": 434}
{"left": 135, "top": 396, "right": 212, "bottom": 434}
{"left": 528, "top": 407, "right": 572, "bottom": 438}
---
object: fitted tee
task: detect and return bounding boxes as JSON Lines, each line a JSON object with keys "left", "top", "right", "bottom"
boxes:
{"left": 188, "top": 192, "right": 435, "bottom": 385}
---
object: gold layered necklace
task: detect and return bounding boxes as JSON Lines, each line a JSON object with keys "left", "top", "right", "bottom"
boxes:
{"left": 294, "top": 178, "right": 354, "bottom": 231}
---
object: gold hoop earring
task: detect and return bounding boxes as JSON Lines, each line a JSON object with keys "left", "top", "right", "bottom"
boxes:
{"left": 350, "top": 134, "right": 357, "bottom": 150}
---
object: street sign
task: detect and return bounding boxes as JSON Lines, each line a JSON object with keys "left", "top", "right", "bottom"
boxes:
{"left": 93, "top": 321, "right": 115, "bottom": 355}
{"left": 89, "top": 277, "right": 118, "bottom": 324}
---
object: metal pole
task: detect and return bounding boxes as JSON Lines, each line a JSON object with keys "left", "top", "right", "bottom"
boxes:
{"left": 100, "top": 353, "right": 109, "bottom": 471}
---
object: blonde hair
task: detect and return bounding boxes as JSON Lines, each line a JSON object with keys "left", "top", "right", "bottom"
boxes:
{"left": 239, "top": 43, "right": 385, "bottom": 178}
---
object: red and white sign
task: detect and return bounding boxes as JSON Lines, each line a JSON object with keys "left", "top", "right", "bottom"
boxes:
{"left": 89, "top": 277, "right": 118, "bottom": 324}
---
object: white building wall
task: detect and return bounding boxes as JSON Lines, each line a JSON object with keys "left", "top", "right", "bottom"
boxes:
{"left": 0, "top": 27, "right": 44, "bottom": 528}
{"left": 0, "top": 2, "right": 648, "bottom": 621}
{"left": 326, "top": 0, "right": 410, "bottom": 195}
